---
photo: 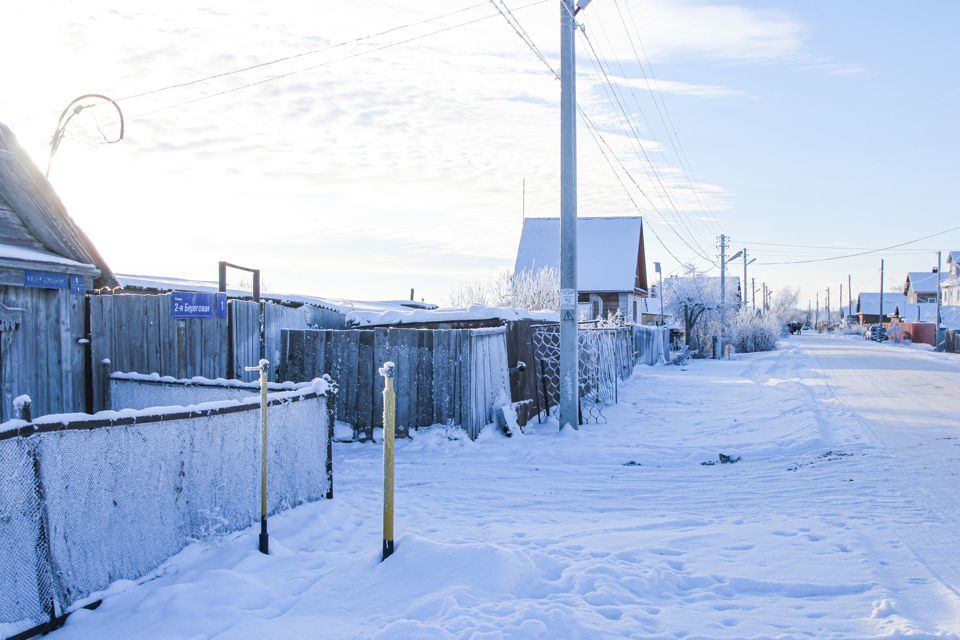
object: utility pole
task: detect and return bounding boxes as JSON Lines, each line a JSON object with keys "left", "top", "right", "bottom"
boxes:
{"left": 826, "top": 286, "right": 831, "bottom": 328}
{"left": 742, "top": 248, "right": 748, "bottom": 306}
{"left": 752, "top": 277, "right": 756, "bottom": 311}
{"left": 719, "top": 234, "right": 727, "bottom": 358}
{"left": 879, "top": 259, "right": 885, "bottom": 335}
{"left": 848, "top": 274, "right": 852, "bottom": 316}
{"left": 558, "top": 0, "right": 583, "bottom": 430}
{"left": 815, "top": 290, "right": 820, "bottom": 328}
{"left": 937, "top": 251, "right": 944, "bottom": 351}
{"left": 840, "top": 283, "right": 843, "bottom": 319}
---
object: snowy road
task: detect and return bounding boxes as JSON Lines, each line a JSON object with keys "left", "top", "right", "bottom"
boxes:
{"left": 51, "top": 335, "right": 960, "bottom": 639}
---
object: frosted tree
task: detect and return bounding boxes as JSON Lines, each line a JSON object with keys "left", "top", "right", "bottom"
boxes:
{"left": 448, "top": 267, "right": 560, "bottom": 311}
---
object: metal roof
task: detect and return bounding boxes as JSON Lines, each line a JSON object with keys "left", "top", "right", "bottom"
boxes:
{"left": 514, "top": 216, "right": 643, "bottom": 292}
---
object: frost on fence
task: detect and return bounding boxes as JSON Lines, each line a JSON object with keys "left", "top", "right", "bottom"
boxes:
{"left": 0, "top": 385, "right": 331, "bottom": 631}
{"left": 109, "top": 373, "right": 309, "bottom": 410}
{"left": 0, "top": 438, "right": 55, "bottom": 633}
{"left": 531, "top": 325, "right": 634, "bottom": 424}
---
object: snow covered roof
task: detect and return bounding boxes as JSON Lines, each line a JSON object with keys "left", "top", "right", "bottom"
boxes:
{"left": 0, "top": 122, "right": 115, "bottom": 286}
{"left": 346, "top": 304, "right": 559, "bottom": 327}
{"left": 513, "top": 216, "right": 646, "bottom": 292}
{"left": 904, "top": 271, "right": 945, "bottom": 294}
{"left": 116, "top": 273, "right": 436, "bottom": 315}
{"left": 0, "top": 242, "right": 97, "bottom": 272}
{"left": 856, "top": 292, "right": 907, "bottom": 315}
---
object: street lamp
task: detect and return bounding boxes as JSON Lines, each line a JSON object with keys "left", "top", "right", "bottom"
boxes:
{"left": 654, "top": 262, "right": 663, "bottom": 325}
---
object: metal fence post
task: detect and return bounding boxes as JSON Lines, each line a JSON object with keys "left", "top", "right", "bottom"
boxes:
{"left": 99, "top": 358, "right": 112, "bottom": 412}
{"left": 380, "top": 361, "right": 396, "bottom": 561}
{"left": 244, "top": 358, "right": 270, "bottom": 554}
{"left": 322, "top": 374, "right": 337, "bottom": 500}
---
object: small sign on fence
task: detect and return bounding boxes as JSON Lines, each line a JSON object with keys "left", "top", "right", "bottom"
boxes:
{"left": 171, "top": 292, "right": 228, "bottom": 319}
{"left": 23, "top": 271, "right": 86, "bottom": 294}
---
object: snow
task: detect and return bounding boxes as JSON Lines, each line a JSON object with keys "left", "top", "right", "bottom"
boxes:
{"left": 513, "top": 216, "right": 642, "bottom": 292}
{"left": 0, "top": 242, "right": 95, "bottom": 270}
{"left": 47, "top": 335, "right": 960, "bottom": 638}
{"left": 347, "top": 304, "right": 559, "bottom": 327}
{"left": 110, "top": 371, "right": 308, "bottom": 390}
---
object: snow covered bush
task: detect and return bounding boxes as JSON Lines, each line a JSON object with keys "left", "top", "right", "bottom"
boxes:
{"left": 727, "top": 308, "right": 781, "bottom": 353}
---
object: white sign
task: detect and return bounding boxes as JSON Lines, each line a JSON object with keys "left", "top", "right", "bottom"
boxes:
{"left": 561, "top": 288, "right": 576, "bottom": 308}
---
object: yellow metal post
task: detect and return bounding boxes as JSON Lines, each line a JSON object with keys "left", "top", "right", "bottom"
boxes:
{"left": 380, "top": 361, "right": 396, "bottom": 561}
{"left": 245, "top": 358, "right": 270, "bottom": 554}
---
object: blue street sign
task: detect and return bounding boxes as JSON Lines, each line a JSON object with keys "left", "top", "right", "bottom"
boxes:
{"left": 171, "top": 292, "right": 217, "bottom": 319}
{"left": 23, "top": 271, "right": 86, "bottom": 294}
{"left": 24, "top": 271, "right": 68, "bottom": 290}
{"left": 216, "top": 293, "right": 228, "bottom": 319}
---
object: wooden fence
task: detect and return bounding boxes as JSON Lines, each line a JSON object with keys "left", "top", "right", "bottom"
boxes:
{"left": 90, "top": 294, "right": 316, "bottom": 408}
{"left": 280, "top": 326, "right": 510, "bottom": 439}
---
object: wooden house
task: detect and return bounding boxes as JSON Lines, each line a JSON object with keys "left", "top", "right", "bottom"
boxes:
{"left": 0, "top": 123, "right": 116, "bottom": 420}
{"left": 941, "top": 252, "right": 960, "bottom": 306}
{"left": 903, "top": 270, "right": 945, "bottom": 304}
{"left": 514, "top": 216, "right": 649, "bottom": 322}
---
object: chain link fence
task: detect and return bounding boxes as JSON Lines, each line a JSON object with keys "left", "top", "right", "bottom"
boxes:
{"left": 0, "top": 380, "right": 333, "bottom": 638}
{"left": 531, "top": 325, "right": 634, "bottom": 424}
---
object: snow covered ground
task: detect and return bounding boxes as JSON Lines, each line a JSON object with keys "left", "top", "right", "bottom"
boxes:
{"left": 52, "top": 335, "right": 960, "bottom": 639}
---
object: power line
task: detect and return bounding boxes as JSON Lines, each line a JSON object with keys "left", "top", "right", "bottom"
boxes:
{"left": 613, "top": 0, "right": 722, "bottom": 238}
{"left": 755, "top": 224, "right": 960, "bottom": 265}
{"left": 98, "top": 0, "right": 548, "bottom": 124}
{"left": 489, "top": 0, "right": 712, "bottom": 271}
{"left": 576, "top": 27, "right": 718, "bottom": 265}
{"left": 114, "top": 2, "right": 494, "bottom": 103}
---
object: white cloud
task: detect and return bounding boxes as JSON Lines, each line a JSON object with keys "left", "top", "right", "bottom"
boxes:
{"left": 0, "top": 0, "right": 826, "bottom": 300}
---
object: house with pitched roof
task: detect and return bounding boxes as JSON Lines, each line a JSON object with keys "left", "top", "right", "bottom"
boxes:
{"left": 903, "top": 270, "right": 945, "bottom": 304}
{"left": 0, "top": 122, "right": 116, "bottom": 420}
{"left": 942, "top": 251, "right": 960, "bottom": 306}
{"left": 856, "top": 292, "right": 907, "bottom": 325}
{"left": 514, "top": 216, "right": 649, "bottom": 322}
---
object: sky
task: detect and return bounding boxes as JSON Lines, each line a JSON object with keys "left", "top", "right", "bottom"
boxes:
{"left": 0, "top": 0, "right": 957, "bottom": 310}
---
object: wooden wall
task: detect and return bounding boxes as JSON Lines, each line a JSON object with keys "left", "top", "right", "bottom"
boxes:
{"left": 280, "top": 327, "right": 510, "bottom": 439}
{"left": 90, "top": 294, "right": 314, "bottom": 409}
{"left": 0, "top": 284, "right": 87, "bottom": 421}
{"left": 90, "top": 294, "right": 228, "bottom": 408}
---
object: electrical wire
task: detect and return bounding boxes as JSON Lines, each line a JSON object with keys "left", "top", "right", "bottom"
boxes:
{"left": 490, "top": 0, "right": 715, "bottom": 272}
{"left": 96, "top": 0, "right": 548, "bottom": 125}
{"left": 575, "top": 25, "right": 718, "bottom": 265}
{"left": 613, "top": 0, "right": 722, "bottom": 238}
{"left": 114, "top": 2, "right": 493, "bottom": 103}
{"left": 754, "top": 224, "right": 960, "bottom": 265}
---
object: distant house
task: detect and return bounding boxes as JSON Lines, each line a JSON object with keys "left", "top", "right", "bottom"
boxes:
{"left": 514, "top": 216, "right": 649, "bottom": 322}
{"left": 942, "top": 252, "right": 960, "bottom": 306}
{"left": 903, "top": 270, "right": 945, "bottom": 303}
{"left": 855, "top": 292, "right": 906, "bottom": 325}
{"left": 0, "top": 123, "right": 116, "bottom": 420}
